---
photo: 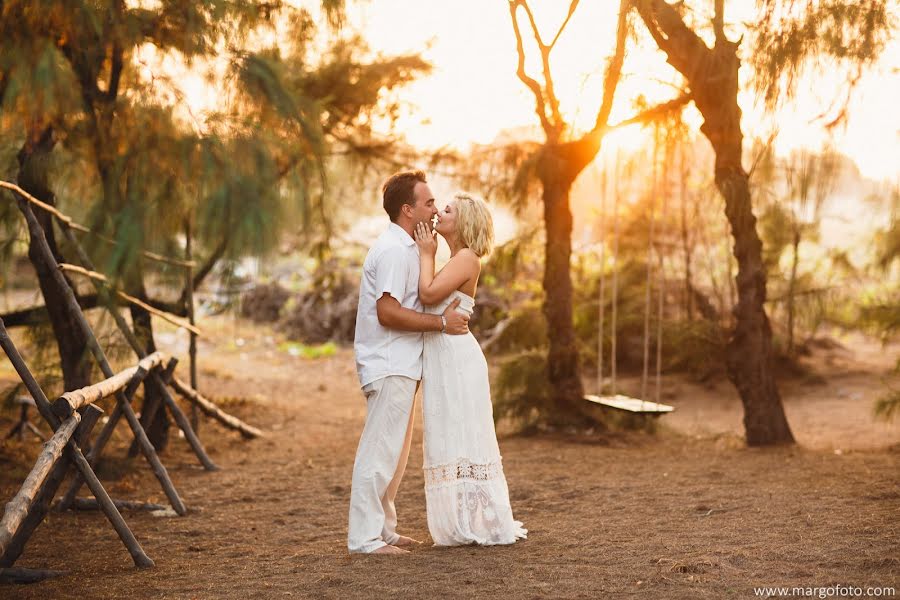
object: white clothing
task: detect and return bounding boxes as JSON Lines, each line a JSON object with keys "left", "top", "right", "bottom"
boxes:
{"left": 347, "top": 375, "right": 418, "bottom": 553}
{"left": 354, "top": 223, "right": 423, "bottom": 387}
{"left": 421, "top": 290, "right": 527, "bottom": 546}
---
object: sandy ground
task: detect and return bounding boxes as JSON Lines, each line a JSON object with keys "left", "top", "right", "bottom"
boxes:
{"left": 0, "top": 316, "right": 897, "bottom": 599}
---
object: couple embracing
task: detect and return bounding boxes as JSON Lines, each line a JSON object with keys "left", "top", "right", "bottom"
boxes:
{"left": 348, "top": 170, "right": 527, "bottom": 554}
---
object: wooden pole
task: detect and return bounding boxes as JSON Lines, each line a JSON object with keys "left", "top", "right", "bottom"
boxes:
{"left": 74, "top": 404, "right": 103, "bottom": 453}
{"left": 56, "top": 366, "right": 150, "bottom": 512}
{"left": 0, "top": 413, "right": 81, "bottom": 561}
{"left": 70, "top": 498, "right": 168, "bottom": 512}
{"left": 52, "top": 352, "right": 165, "bottom": 419}
{"left": 0, "top": 319, "right": 154, "bottom": 568}
{"left": 168, "top": 376, "right": 264, "bottom": 439}
{"left": 0, "top": 180, "right": 195, "bottom": 269}
{"left": 14, "top": 195, "right": 187, "bottom": 515}
{"left": 0, "top": 567, "right": 67, "bottom": 584}
{"left": 55, "top": 222, "right": 218, "bottom": 472}
{"left": 58, "top": 264, "right": 201, "bottom": 335}
{"left": 185, "top": 217, "right": 199, "bottom": 432}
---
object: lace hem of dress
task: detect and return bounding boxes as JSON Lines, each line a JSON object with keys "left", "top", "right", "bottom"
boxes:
{"left": 423, "top": 458, "right": 504, "bottom": 488}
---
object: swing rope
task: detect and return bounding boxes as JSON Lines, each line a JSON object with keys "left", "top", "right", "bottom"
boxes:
{"left": 593, "top": 133, "right": 671, "bottom": 414}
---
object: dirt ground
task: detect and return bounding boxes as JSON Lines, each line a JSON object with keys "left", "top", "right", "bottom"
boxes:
{"left": 0, "top": 315, "right": 897, "bottom": 599}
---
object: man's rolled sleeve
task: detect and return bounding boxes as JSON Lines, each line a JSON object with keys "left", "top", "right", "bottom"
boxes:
{"left": 375, "top": 245, "right": 410, "bottom": 304}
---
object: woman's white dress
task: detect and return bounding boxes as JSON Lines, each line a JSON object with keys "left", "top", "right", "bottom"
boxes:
{"left": 422, "top": 290, "right": 527, "bottom": 546}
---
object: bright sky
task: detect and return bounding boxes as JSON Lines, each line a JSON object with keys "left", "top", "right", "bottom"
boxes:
{"left": 350, "top": 0, "right": 899, "bottom": 183}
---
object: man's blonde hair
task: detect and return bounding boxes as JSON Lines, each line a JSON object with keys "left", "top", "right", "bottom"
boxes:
{"left": 453, "top": 192, "right": 494, "bottom": 257}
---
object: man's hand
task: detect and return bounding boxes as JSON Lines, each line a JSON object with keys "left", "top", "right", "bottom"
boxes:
{"left": 442, "top": 298, "right": 470, "bottom": 335}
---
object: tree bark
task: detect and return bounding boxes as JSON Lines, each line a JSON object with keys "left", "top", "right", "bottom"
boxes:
{"left": 16, "top": 127, "right": 91, "bottom": 391}
{"left": 699, "top": 46, "right": 795, "bottom": 446}
{"left": 634, "top": 0, "right": 794, "bottom": 446}
{"left": 537, "top": 150, "right": 584, "bottom": 418}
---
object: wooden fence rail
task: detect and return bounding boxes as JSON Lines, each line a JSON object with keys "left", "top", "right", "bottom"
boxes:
{"left": 0, "top": 413, "right": 81, "bottom": 560}
{"left": 0, "top": 175, "right": 266, "bottom": 583}
{"left": 53, "top": 352, "right": 166, "bottom": 419}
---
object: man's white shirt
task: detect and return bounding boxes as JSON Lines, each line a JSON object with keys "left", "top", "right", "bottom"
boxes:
{"left": 354, "top": 222, "right": 424, "bottom": 388}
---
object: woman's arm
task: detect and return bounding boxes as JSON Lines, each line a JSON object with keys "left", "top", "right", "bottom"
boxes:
{"left": 414, "top": 223, "right": 481, "bottom": 305}
{"left": 420, "top": 252, "right": 479, "bottom": 305}
{"left": 412, "top": 223, "right": 478, "bottom": 304}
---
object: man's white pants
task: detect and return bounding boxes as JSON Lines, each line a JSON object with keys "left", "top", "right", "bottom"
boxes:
{"left": 347, "top": 375, "right": 418, "bottom": 553}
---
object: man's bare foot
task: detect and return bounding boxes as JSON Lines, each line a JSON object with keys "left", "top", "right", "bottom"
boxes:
{"left": 372, "top": 545, "right": 408, "bottom": 554}
{"left": 393, "top": 535, "right": 423, "bottom": 547}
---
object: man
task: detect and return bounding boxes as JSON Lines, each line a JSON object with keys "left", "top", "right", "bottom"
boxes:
{"left": 348, "top": 170, "right": 470, "bottom": 554}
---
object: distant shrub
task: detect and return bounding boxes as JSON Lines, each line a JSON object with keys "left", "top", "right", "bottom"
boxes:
{"left": 241, "top": 282, "right": 290, "bottom": 322}
{"left": 874, "top": 388, "right": 900, "bottom": 422}
{"left": 492, "top": 349, "right": 556, "bottom": 431}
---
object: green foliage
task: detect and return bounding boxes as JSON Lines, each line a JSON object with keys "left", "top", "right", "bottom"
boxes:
{"left": 871, "top": 185, "right": 900, "bottom": 273}
{"left": 751, "top": 0, "right": 896, "bottom": 120}
{"left": 857, "top": 296, "right": 900, "bottom": 338}
{"left": 0, "top": 0, "right": 429, "bottom": 285}
{"left": 658, "top": 319, "right": 727, "bottom": 380}
{"left": 492, "top": 349, "right": 556, "bottom": 431}
{"left": 759, "top": 202, "right": 794, "bottom": 270}
{"left": 278, "top": 341, "right": 337, "bottom": 359}
{"left": 874, "top": 388, "right": 900, "bottom": 422}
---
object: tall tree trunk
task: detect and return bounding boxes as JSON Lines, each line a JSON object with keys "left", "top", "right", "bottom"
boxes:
{"left": 634, "top": 0, "right": 794, "bottom": 445}
{"left": 17, "top": 127, "right": 92, "bottom": 391}
{"left": 699, "top": 44, "right": 795, "bottom": 446}
{"left": 538, "top": 153, "right": 584, "bottom": 419}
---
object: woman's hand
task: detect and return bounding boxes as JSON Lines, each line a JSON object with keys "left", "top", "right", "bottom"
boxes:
{"left": 414, "top": 222, "right": 437, "bottom": 258}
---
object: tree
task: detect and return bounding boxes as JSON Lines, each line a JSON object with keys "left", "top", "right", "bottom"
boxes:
{"left": 505, "top": 0, "right": 688, "bottom": 422}
{"left": 631, "top": 0, "right": 893, "bottom": 445}
{"left": 0, "top": 1, "right": 428, "bottom": 448}
{"left": 0, "top": 1, "right": 426, "bottom": 377}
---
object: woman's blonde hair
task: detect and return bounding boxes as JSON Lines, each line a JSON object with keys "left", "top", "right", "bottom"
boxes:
{"left": 453, "top": 192, "right": 494, "bottom": 257}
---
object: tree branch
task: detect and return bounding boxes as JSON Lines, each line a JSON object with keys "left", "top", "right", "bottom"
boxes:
{"left": 518, "top": 0, "right": 564, "bottom": 134}
{"left": 549, "top": 0, "right": 580, "bottom": 49}
{"left": 632, "top": 0, "right": 711, "bottom": 78}
{"left": 0, "top": 294, "right": 189, "bottom": 328}
{"left": 194, "top": 239, "right": 228, "bottom": 291}
{"left": 713, "top": 0, "right": 725, "bottom": 44}
{"left": 607, "top": 91, "right": 691, "bottom": 130}
{"left": 592, "top": 0, "right": 631, "bottom": 133}
{"left": 508, "top": 0, "right": 554, "bottom": 138}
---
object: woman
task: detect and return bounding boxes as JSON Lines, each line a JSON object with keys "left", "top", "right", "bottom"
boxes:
{"left": 413, "top": 192, "right": 526, "bottom": 546}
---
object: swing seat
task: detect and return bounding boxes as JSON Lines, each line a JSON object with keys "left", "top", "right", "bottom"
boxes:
{"left": 584, "top": 394, "right": 674, "bottom": 415}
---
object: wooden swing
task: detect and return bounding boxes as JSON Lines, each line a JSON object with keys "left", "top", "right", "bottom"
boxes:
{"left": 585, "top": 136, "right": 674, "bottom": 418}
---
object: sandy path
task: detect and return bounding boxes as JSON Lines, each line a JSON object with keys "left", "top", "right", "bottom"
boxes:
{"left": 1, "top": 319, "right": 897, "bottom": 599}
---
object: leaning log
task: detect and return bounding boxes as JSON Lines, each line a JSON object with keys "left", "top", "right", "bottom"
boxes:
{"left": 57, "top": 224, "right": 218, "bottom": 471}
{"left": 69, "top": 498, "right": 168, "bottom": 512}
{"left": 57, "top": 367, "right": 148, "bottom": 512}
{"left": 0, "top": 320, "right": 154, "bottom": 568}
{"left": 52, "top": 352, "right": 165, "bottom": 419}
{"left": 0, "top": 567, "right": 67, "bottom": 584}
{"left": 15, "top": 196, "right": 186, "bottom": 516}
{"left": 169, "top": 376, "right": 265, "bottom": 439}
{"left": 0, "top": 414, "right": 80, "bottom": 563}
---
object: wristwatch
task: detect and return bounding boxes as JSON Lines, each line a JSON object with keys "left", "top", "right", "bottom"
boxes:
{"left": 440, "top": 315, "right": 447, "bottom": 332}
